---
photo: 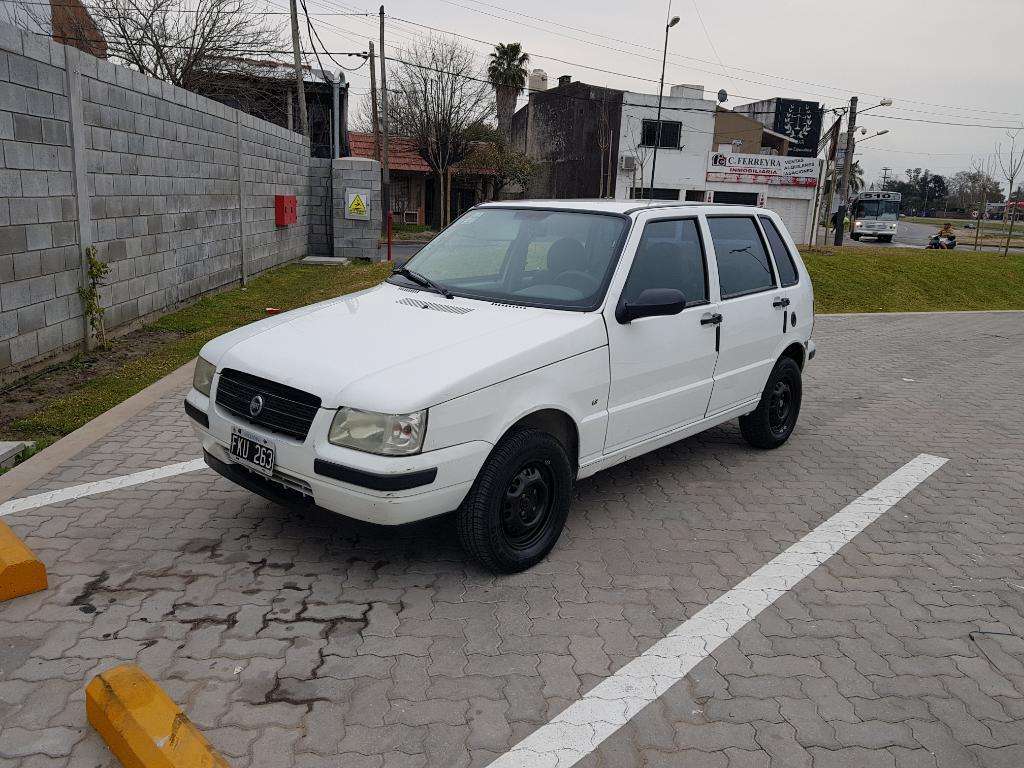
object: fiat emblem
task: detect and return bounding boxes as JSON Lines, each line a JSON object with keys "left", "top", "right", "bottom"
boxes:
{"left": 249, "top": 395, "right": 264, "bottom": 417}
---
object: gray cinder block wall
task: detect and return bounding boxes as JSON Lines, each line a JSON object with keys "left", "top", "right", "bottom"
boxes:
{"left": 332, "top": 156, "right": 382, "bottom": 260}
{"left": 0, "top": 23, "right": 372, "bottom": 382}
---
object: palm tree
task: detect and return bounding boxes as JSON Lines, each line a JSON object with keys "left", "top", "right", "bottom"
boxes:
{"left": 849, "top": 160, "right": 866, "bottom": 194}
{"left": 488, "top": 42, "right": 529, "bottom": 139}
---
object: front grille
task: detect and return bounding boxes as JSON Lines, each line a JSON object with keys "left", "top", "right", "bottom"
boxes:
{"left": 215, "top": 368, "right": 321, "bottom": 440}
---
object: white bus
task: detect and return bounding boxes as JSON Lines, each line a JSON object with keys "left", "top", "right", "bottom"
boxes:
{"left": 850, "top": 191, "right": 901, "bottom": 242}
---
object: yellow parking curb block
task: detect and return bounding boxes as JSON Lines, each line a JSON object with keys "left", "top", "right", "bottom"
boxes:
{"left": 86, "top": 665, "right": 230, "bottom": 768}
{"left": 0, "top": 520, "right": 47, "bottom": 601}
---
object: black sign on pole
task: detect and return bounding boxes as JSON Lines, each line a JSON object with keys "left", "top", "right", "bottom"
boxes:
{"left": 772, "top": 99, "right": 823, "bottom": 158}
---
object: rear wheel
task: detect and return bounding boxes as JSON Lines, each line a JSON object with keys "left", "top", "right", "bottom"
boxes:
{"left": 457, "top": 428, "right": 573, "bottom": 573}
{"left": 739, "top": 357, "right": 802, "bottom": 449}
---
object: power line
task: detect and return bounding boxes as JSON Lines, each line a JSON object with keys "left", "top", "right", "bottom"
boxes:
{"left": 432, "top": 0, "right": 1024, "bottom": 120}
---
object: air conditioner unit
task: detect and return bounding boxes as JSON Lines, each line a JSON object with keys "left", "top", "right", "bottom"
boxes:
{"left": 403, "top": 211, "right": 419, "bottom": 224}
{"left": 620, "top": 155, "right": 637, "bottom": 172}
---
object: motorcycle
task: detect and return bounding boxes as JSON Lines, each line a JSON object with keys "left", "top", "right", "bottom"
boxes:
{"left": 927, "top": 233, "right": 957, "bottom": 250}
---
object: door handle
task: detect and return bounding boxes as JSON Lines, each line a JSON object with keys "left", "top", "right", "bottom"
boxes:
{"left": 773, "top": 297, "right": 791, "bottom": 309}
{"left": 700, "top": 313, "right": 723, "bottom": 326}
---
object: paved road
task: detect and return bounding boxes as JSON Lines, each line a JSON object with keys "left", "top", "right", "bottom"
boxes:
{"left": 817, "top": 220, "right": 1024, "bottom": 253}
{"left": 1, "top": 312, "right": 1023, "bottom": 767}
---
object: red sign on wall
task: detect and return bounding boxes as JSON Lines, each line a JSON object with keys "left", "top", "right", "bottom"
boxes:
{"left": 275, "top": 195, "right": 297, "bottom": 226}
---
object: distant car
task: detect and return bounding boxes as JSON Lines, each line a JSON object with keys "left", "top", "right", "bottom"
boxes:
{"left": 186, "top": 201, "right": 815, "bottom": 573}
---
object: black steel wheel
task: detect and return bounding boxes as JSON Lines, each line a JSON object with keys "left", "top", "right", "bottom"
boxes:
{"left": 457, "top": 428, "right": 573, "bottom": 573}
{"left": 739, "top": 356, "right": 802, "bottom": 449}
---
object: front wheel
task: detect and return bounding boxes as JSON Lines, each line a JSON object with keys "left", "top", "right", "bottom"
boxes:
{"left": 456, "top": 428, "right": 574, "bottom": 573}
{"left": 850, "top": 233, "right": 861, "bottom": 241}
{"left": 739, "top": 357, "right": 803, "bottom": 449}
{"left": 879, "top": 235, "right": 893, "bottom": 243}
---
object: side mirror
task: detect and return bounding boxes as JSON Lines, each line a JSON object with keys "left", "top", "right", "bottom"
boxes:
{"left": 616, "top": 288, "right": 686, "bottom": 324}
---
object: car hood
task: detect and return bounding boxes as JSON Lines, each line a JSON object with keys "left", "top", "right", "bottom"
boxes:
{"left": 204, "top": 282, "right": 608, "bottom": 412}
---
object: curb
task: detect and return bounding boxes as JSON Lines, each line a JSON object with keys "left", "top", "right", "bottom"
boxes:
{"left": 0, "top": 358, "right": 196, "bottom": 506}
{"left": 86, "top": 664, "right": 230, "bottom": 768}
{"left": 0, "top": 519, "right": 46, "bottom": 601}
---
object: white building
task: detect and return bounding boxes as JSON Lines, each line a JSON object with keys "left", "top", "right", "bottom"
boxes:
{"left": 615, "top": 84, "right": 715, "bottom": 203}
{"left": 615, "top": 84, "right": 821, "bottom": 244}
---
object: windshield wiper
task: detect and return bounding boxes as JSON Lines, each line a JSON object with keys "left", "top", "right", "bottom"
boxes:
{"left": 391, "top": 266, "right": 454, "bottom": 299}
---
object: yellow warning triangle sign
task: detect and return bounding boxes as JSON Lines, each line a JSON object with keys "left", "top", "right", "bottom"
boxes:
{"left": 348, "top": 194, "right": 366, "bottom": 215}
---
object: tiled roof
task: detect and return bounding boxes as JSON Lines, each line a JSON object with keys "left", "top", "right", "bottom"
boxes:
{"left": 348, "top": 132, "right": 431, "bottom": 173}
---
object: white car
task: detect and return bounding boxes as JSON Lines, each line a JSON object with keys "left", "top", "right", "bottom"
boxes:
{"left": 186, "top": 201, "right": 815, "bottom": 573}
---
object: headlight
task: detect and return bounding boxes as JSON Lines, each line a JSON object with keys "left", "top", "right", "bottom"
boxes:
{"left": 328, "top": 408, "right": 427, "bottom": 456}
{"left": 854, "top": 220, "right": 863, "bottom": 227}
{"left": 193, "top": 356, "right": 216, "bottom": 397}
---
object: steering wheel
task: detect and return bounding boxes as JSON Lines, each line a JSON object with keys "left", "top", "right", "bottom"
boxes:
{"left": 550, "top": 270, "right": 599, "bottom": 295}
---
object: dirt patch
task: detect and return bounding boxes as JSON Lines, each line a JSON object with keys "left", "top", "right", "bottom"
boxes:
{"left": 0, "top": 327, "right": 183, "bottom": 437}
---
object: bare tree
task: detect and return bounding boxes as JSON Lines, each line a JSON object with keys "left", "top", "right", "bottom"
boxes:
{"left": 9, "top": 0, "right": 286, "bottom": 93}
{"left": 996, "top": 130, "right": 1024, "bottom": 256}
{"left": 623, "top": 116, "right": 651, "bottom": 199}
{"left": 387, "top": 36, "right": 493, "bottom": 226}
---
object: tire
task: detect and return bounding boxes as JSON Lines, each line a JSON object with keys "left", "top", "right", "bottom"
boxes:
{"left": 879, "top": 235, "right": 893, "bottom": 243}
{"left": 739, "top": 357, "right": 803, "bottom": 449}
{"left": 457, "top": 428, "right": 574, "bottom": 573}
{"left": 850, "top": 233, "right": 860, "bottom": 241}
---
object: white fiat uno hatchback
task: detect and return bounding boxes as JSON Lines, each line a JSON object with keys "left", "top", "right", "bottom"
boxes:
{"left": 187, "top": 201, "right": 815, "bottom": 573}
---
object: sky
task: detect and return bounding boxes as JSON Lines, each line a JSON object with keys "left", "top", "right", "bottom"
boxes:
{"left": 294, "top": 0, "right": 1023, "bottom": 192}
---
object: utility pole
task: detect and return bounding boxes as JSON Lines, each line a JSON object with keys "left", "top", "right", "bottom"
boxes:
{"left": 833, "top": 95, "right": 857, "bottom": 245}
{"left": 288, "top": 0, "right": 309, "bottom": 139}
{"left": 881, "top": 167, "right": 891, "bottom": 187}
{"left": 368, "top": 41, "right": 381, "bottom": 162}
{"left": 378, "top": 5, "right": 392, "bottom": 230}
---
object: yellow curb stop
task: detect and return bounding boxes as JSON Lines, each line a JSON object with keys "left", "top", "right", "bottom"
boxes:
{"left": 0, "top": 519, "right": 47, "bottom": 602}
{"left": 86, "top": 665, "right": 230, "bottom": 768}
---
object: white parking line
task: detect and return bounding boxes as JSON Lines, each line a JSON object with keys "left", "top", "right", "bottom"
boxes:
{"left": 0, "top": 458, "right": 207, "bottom": 518}
{"left": 488, "top": 453, "right": 948, "bottom": 768}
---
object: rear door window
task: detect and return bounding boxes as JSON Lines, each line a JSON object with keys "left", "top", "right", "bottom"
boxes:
{"left": 706, "top": 216, "right": 776, "bottom": 298}
{"left": 759, "top": 215, "right": 799, "bottom": 287}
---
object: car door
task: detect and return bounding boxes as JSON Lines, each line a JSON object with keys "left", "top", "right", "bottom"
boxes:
{"left": 704, "top": 214, "right": 784, "bottom": 415}
{"left": 604, "top": 216, "right": 720, "bottom": 452}
{"left": 757, "top": 213, "right": 806, "bottom": 337}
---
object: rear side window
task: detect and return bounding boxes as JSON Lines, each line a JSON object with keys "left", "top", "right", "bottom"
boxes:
{"left": 759, "top": 216, "right": 800, "bottom": 287}
{"left": 622, "top": 218, "right": 708, "bottom": 306}
{"left": 707, "top": 216, "right": 776, "bottom": 298}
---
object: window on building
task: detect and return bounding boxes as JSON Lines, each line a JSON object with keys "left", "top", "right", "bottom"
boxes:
{"left": 707, "top": 216, "right": 776, "bottom": 298}
{"left": 622, "top": 219, "right": 708, "bottom": 307}
{"left": 758, "top": 215, "right": 799, "bottom": 287}
{"left": 640, "top": 120, "right": 681, "bottom": 148}
{"left": 630, "top": 187, "right": 680, "bottom": 200}
{"left": 684, "top": 189, "right": 706, "bottom": 202}
{"left": 712, "top": 191, "right": 759, "bottom": 206}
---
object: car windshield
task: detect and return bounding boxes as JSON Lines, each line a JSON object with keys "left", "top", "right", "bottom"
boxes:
{"left": 390, "top": 208, "right": 630, "bottom": 310}
{"left": 854, "top": 200, "right": 900, "bottom": 221}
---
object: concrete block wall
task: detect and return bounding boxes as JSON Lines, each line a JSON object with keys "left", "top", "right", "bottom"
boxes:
{"left": 78, "top": 53, "right": 245, "bottom": 330}
{"left": 332, "top": 156, "right": 382, "bottom": 260}
{"left": 0, "top": 28, "right": 81, "bottom": 372}
{"left": 0, "top": 22, "right": 363, "bottom": 381}
{"left": 239, "top": 113, "right": 312, "bottom": 275}
{"left": 307, "top": 158, "right": 333, "bottom": 258}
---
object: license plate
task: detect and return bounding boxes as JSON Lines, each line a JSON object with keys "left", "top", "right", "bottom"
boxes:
{"left": 229, "top": 428, "right": 275, "bottom": 477}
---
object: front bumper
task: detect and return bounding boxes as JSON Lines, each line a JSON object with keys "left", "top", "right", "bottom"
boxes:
{"left": 185, "top": 388, "right": 491, "bottom": 525}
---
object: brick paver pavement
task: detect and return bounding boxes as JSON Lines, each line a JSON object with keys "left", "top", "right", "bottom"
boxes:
{"left": 0, "top": 312, "right": 1022, "bottom": 767}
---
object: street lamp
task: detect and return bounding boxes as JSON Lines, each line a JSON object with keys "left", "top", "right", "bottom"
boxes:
{"left": 858, "top": 128, "right": 890, "bottom": 143}
{"left": 647, "top": 14, "right": 680, "bottom": 201}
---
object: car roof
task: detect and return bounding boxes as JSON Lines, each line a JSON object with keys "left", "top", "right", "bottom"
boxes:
{"left": 477, "top": 199, "right": 771, "bottom": 217}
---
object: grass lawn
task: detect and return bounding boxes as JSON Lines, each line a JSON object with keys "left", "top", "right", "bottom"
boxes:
{"left": 2, "top": 246, "right": 1022, "bottom": 469}
{"left": 802, "top": 245, "right": 1024, "bottom": 313}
